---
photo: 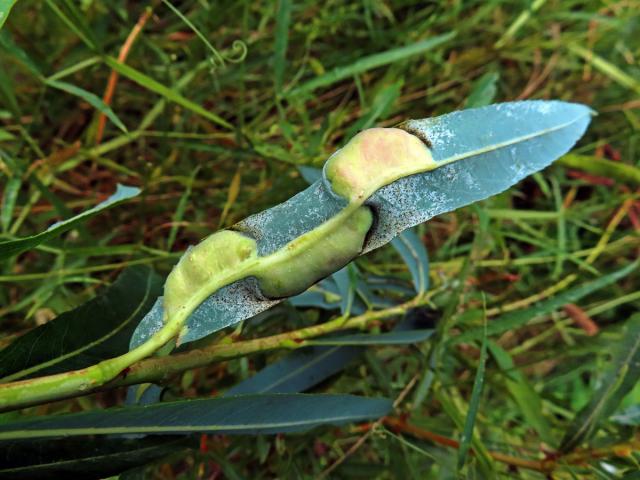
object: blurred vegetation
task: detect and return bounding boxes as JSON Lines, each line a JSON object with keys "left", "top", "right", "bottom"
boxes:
{"left": 0, "top": 0, "right": 639, "bottom": 478}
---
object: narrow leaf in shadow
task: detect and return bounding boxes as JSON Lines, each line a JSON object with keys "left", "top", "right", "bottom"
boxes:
{"left": 0, "top": 394, "right": 392, "bottom": 440}
{"left": 225, "top": 346, "right": 362, "bottom": 395}
{"left": 308, "top": 329, "right": 433, "bottom": 346}
{"left": 0, "top": 266, "right": 162, "bottom": 381}
{"left": 391, "top": 228, "right": 429, "bottom": 294}
{"left": 0, "top": 184, "right": 140, "bottom": 261}
{"left": 226, "top": 310, "right": 432, "bottom": 396}
{"left": 0, "top": 436, "right": 191, "bottom": 480}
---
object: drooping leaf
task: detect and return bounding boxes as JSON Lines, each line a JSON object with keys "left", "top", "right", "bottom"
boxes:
{"left": 560, "top": 314, "right": 640, "bottom": 452}
{"left": 0, "top": 436, "right": 191, "bottom": 480}
{"left": 308, "top": 329, "right": 433, "bottom": 346}
{"left": 226, "top": 310, "right": 434, "bottom": 396}
{"left": 451, "top": 261, "right": 638, "bottom": 344}
{"left": 0, "top": 266, "right": 162, "bottom": 381}
{"left": 0, "top": 0, "right": 18, "bottom": 30}
{"left": 131, "top": 101, "right": 592, "bottom": 348}
{"left": 45, "top": 79, "right": 128, "bottom": 133}
{"left": 225, "top": 346, "right": 362, "bottom": 395}
{"left": 390, "top": 228, "right": 429, "bottom": 294}
{"left": 0, "top": 184, "right": 140, "bottom": 261}
{"left": 0, "top": 394, "right": 392, "bottom": 440}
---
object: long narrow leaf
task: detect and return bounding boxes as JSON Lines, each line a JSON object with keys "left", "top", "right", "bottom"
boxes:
{"left": 0, "top": 266, "right": 162, "bottom": 381}
{"left": 391, "top": 228, "right": 429, "bottom": 294}
{"left": 288, "top": 33, "right": 456, "bottom": 97}
{"left": 0, "top": 184, "right": 140, "bottom": 261}
{"left": 0, "top": 394, "right": 392, "bottom": 440}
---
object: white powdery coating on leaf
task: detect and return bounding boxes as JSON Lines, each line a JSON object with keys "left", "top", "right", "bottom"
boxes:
{"left": 180, "top": 277, "right": 278, "bottom": 343}
{"left": 129, "top": 297, "right": 164, "bottom": 348}
{"left": 129, "top": 100, "right": 593, "bottom": 347}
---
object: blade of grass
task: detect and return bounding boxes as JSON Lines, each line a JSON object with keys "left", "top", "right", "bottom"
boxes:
{"left": 457, "top": 307, "right": 488, "bottom": 470}
{"left": 287, "top": 32, "right": 456, "bottom": 97}
{"left": 45, "top": 79, "right": 128, "bottom": 134}
{"left": 559, "top": 154, "right": 640, "bottom": 186}
{"left": 103, "top": 56, "right": 233, "bottom": 130}
{"left": 167, "top": 166, "right": 199, "bottom": 251}
{"left": 569, "top": 44, "right": 640, "bottom": 95}
{"left": 273, "top": 0, "right": 291, "bottom": 96}
{"left": 0, "top": 0, "right": 18, "bottom": 30}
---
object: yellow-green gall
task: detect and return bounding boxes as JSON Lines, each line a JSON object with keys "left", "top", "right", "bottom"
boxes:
{"left": 325, "top": 128, "right": 435, "bottom": 203}
{"left": 164, "top": 230, "right": 257, "bottom": 316}
{"left": 255, "top": 206, "right": 373, "bottom": 298}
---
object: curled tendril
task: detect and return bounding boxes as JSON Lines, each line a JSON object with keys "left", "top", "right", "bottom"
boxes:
{"left": 208, "top": 40, "right": 248, "bottom": 73}
{"left": 223, "top": 40, "right": 248, "bottom": 64}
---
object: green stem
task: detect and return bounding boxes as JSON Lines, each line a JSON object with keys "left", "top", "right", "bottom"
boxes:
{"left": 0, "top": 203, "right": 367, "bottom": 411}
{"left": 0, "top": 296, "right": 426, "bottom": 412}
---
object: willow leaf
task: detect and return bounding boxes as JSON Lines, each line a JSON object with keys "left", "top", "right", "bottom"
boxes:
{"left": 131, "top": 101, "right": 592, "bottom": 349}
{"left": 0, "top": 266, "right": 162, "bottom": 381}
{"left": 0, "top": 394, "right": 391, "bottom": 440}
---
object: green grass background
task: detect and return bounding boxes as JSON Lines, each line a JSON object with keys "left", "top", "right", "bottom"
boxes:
{"left": 0, "top": 0, "right": 639, "bottom": 478}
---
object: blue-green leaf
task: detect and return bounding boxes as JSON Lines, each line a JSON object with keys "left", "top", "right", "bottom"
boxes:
{"left": 226, "top": 312, "right": 434, "bottom": 396}
{"left": 308, "top": 329, "right": 433, "bottom": 346}
{"left": 0, "top": 436, "right": 191, "bottom": 480}
{"left": 225, "top": 346, "right": 362, "bottom": 395}
{"left": 0, "top": 394, "right": 392, "bottom": 440}
{"left": 0, "top": 184, "right": 140, "bottom": 261}
{"left": 390, "top": 228, "right": 429, "bottom": 294}
{"left": 131, "top": 101, "right": 592, "bottom": 347}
